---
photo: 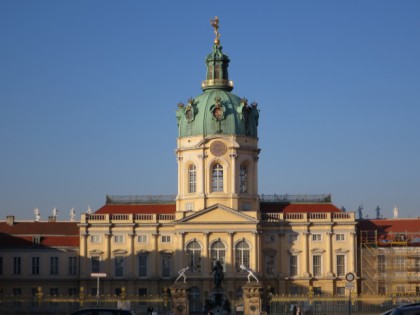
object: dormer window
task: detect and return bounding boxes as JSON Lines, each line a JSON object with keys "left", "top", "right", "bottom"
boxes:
{"left": 32, "top": 235, "right": 41, "bottom": 244}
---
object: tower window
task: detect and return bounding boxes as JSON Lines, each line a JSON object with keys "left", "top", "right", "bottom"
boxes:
{"left": 239, "top": 164, "right": 248, "bottom": 193}
{"left": 212, "top": 163, "right": 223, "bottom": 192}
{"left": 188, "top": 165, "right": 196, "bottom": 193}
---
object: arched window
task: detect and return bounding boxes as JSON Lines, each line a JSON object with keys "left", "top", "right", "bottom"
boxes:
{"left": 212, "top": 163, "right": 223, "bottom": 192}
{"left": 239, "top": 164, "right": 248, "bottom": 193}
{"left": 186, "top": 241, "right": 201, "bottom": 273}
{"left": 189, "top": 287, "right": 201, "bottom": 312}
{"left": 188, "top": 164, "right": 196, "bottom": 193}
{"left": 235, "top": 240, "right": 250, "bottom": 272}
{"left": 211, "top": 240, "right": 226, "bottom": 270}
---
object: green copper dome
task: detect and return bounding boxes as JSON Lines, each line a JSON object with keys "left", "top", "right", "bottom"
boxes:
{"left": 176, "top": 44, "right": 259, "bottom": 138}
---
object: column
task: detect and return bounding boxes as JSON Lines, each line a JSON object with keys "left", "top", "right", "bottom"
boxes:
{"left": 350, "top": 231, "right": 357, "bottom": 274}
{"left": 230, "top": 153, "right": 238, "bottom": 197}
{"left": 128, "top": 232, "right": 136, "bottom": 278}
{"left": 227, "top": 231, "right": 235, "bottom": 274}
{"left": 179, "top": 231, "right": 186, "bottom": 269}
{"left": 105, "top": 232, "right": 112, "bottom": 276}
{"left": 302, "top": 231, "right": 310, "bottom": 277}
{"left": 203, "top": 231, "right": 210, "bottom": 274}
{"left": 252, "top": 231, "right": 260, "bottom": 271}
{"left": 152, "top": 233, "right": 159, "bottom": 277}
{"left": 81, "top": 231, "right": 89, "bottom": 277}
{"left": 326, "top": 231, "right": 334, "bottom": 277}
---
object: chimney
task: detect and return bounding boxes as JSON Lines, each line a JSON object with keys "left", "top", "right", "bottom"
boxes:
{"left": 48, "top": 216, "right": 56, "bottom": 222}
{"left": 6, "top": 215, "right": 15, "bottom": 226}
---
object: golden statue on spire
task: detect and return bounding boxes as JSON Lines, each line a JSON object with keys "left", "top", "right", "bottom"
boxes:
{"left": 210, "top": 16, "right": 220, "bottom": 45}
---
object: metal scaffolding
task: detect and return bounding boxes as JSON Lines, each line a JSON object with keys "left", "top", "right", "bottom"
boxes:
{"left": 360, "top": 230, "right": 420, "bottom": 295}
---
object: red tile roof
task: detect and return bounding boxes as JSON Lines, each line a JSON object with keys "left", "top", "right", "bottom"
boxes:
{"left": 0, "top": 221, "right": 79, "bottom": 248}
{"left": 95, "top": 204, "right": 176, "bottom": 214}
{"left": 260, "top": 202, "right": 342, "bottom": 213}
{"left": 358, "top": 218, "right": 420, "bottom": 234}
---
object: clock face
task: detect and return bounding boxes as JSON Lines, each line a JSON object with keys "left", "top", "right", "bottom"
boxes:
{"left": 210, "top": 141, "right": 227, "bottom": 156}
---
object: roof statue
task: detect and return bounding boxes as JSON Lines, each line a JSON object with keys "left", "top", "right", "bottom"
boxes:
{"left": 34, "top": 208, "right": 41, "bottom": 222}
{"left": 239, "top": 264, "right": 259, "bottom": 282}
{"left": 357, "top": 204, "right": 363, "bottom": 219}
{"left": 393, "top": 205, "right": 399, "bottom": 219}
{"left": 375, "top": 206, "right": 381, "bottom": 219}
{"left": 87, "top": 205, "right": 92, "bottom": 214}
{"left": 70, "top": 208, "right": 76, "bottom": 222}
{"left": 52, "top": 207, "right": 58, "bottom": 217}
{"left": 174, "top": 266, "right": 189, "bottom": 283}
{"left": 210, "top": 16, "right": 220, "bottom": 45}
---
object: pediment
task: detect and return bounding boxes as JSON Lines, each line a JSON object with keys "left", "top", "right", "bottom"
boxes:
{"left": 177, "top": 204, "right": 258, "bottom": 225}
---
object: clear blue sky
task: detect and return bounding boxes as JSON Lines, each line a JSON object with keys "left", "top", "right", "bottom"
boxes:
{"left": 1, "top": 1, "right": 419, "bottom": 221}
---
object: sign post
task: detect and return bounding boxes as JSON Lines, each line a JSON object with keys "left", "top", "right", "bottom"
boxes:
{"left": 91, "top": 273, "right": 107, "bottom": 307}
{"left": 345, "top": 273, "right": 355, "bottom": 315}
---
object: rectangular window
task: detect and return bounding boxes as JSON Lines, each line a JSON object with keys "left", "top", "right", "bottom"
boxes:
{"left": 69, "top": 257, "right": 78, "bottom": 275}
{"left": 336, "top": 234, "right": 345, "bottom": 241}
{"left": 336, "top": 254, "right": 345, "bottom": 276}
{"left": 265, "top": 255, "right": 275, "bottom": 276}
{"left": 395, "top": 256, "right": 405, "bottom": 272}
{"left": 313, "top": 287, "right": 322, "bottom": 296}
{"left": 415, "top": 258, "right": 420, "bottom": 272}
{"left": 137, "top": 235, "right": 148, "bottom": 243}
{"left": 396, "top": 286, "right": 405, "bottom": 294}
{"left": 13, "top": 257, "right": 21, "bottom": 275}
{"left": 186, "top": 203, "right": 194, "bottom": 211}
{"left": 91, "top": 256, "right": 100, "bottom": 273}
{"left": 13, "top": 288, "right": 22, "bottom": 296}
{"left": 138, "top": 254, "right": 148, "bottom": 277}
{"left": 114, "top": 235, "right": 125, "bottom": 243}
{"left": 50, "top": 257, "right": 59, "bottom": 275}
{"left": 161, "top": 235, "right": 171, "bottom": 243}
{"left": 32, "top": 257, "right": 40, "bottom": 275}
{"left": 50, "top": 288, "right": 59, "bottom": 296}
{"left": 313, "top": 255, "right": 322, "bottom": 277}
{"left": 241, "top": 203, "right": 251, "bottom": 211}
{"left": 378, "top": 254, "right": 386, "bottom": 273}
{"left": 312, "top": 234, "right": 322, "bottom": 241}
{"left": 289, "top": 255, "right": 298, "bottom": 277}
{"left": 162, "top": 254, "right": 171, "bottom": 277}
{"left": 69, "top": 288, "right": 78, "bottom": 296}
{"left": 115, "top": 256, "right": 124, "bottom": 277}
{"left": 13, "top": 288, "right": 22, "bottom": 306}
{"left": 90, "top": 235, "right": 101, "bottom": 243}
{"left": 290, "top": 286, "right": 300, "bottom": 295}
{"left": 336, "top": 287, "right": 345, "bottom": 296}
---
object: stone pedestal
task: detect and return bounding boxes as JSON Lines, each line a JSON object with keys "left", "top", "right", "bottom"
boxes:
{"left": 242, "top": 282, "right": 263, "bottom": 315}
{"left": 169, "top": 283, "right": 189, "bottom": 315}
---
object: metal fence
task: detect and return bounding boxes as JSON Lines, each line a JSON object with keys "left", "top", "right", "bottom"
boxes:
{"left": 269, "top": 294, "right": 420, "bottom": 315}
{"left": 0, "top": 293, "right": 169, "bottom": 315}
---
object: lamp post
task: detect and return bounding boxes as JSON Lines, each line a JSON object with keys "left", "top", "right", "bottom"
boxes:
{"left": 91, "top": 273, "right": 107, "bottom": 307}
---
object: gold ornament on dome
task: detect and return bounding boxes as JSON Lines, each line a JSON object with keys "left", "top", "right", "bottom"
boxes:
{"left": 210, "top": 141, "right": 227, "bottom": 157}
{"left": 210, "top": 16, "right": 221, "bottom": 45}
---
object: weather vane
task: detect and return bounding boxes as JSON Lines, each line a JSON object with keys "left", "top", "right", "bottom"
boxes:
{"left": 210, "top": 16, "right": 220, "bottom": 45}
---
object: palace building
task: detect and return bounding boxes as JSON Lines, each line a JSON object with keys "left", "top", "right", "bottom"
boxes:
{"left": 77, "top": 18, "right": 358, "bottom": 309}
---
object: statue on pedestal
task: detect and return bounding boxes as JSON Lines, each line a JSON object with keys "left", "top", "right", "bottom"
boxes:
{"left": 210, "top": 261, "right": 224, "bottom": 288}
